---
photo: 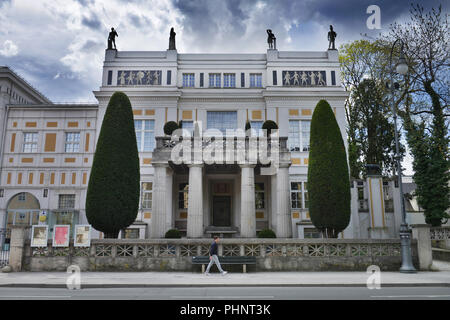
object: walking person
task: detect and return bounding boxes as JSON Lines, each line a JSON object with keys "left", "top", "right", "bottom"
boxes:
{"left": 205, "top": 236, "right": 228, "bottom": 276}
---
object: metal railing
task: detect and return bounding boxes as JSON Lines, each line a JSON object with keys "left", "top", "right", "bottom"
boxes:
{"left": 430, "top": 227, "right": 450, "bottom": 240}
{"left": 0, "top": 228, "right": 10, "bottom": 267}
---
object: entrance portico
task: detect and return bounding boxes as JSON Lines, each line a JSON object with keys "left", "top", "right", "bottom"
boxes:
{"left": 150, "top": 135, "right": 292, "bottom": 238}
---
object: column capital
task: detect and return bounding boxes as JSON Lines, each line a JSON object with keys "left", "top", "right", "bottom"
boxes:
{"left": 152, "top": 162, "right": 170, "bottom": 168}
{"left": 278, "top": 162, "right": 291, "bottom": 169}
{"left": 187, "top": 163, "right": 204, "bottom": 168}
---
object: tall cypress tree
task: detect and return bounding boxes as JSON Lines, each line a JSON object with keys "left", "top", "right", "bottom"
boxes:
{"left": 86, "top": 92, "right": 140, "bottom": 238}
{"left": 307, "top": 100, "right": 351, "bottom": 238}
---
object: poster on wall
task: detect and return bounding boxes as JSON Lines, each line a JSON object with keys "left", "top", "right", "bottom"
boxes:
{"left": 74, "top": 225, "right": 91, "bottom": 247}
{"left": 30, "top": 225, "right": 48, "bottom": 247}
{"left": 52, "top": 225, "right": 70, "bottom": 247}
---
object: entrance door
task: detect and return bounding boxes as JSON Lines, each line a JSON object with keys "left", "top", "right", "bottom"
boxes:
{"left": 213, "top": 196, "right": 231, "bottom": 226}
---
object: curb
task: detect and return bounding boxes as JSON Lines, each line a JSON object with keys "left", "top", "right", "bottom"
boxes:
{"left": 1, "top": 283, "right": 450, "bottom": 288}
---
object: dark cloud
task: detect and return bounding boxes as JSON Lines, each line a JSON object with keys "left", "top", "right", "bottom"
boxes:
{"left": 82, "top": 12, "right": 102, "bottom": 30}
{"left": 81, "top": 39, "right": 103, "bottom": 52}
{"left": 173, "top": 0, "right": 449, "bottom": 50}
{"left": 128, "top": 13, "right": 153, "bottom": 29}
{"left": 3, "top": 55, "right": 97, "bottom": 102}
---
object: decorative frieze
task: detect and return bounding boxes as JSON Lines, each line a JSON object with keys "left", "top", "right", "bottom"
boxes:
{"left": 282, "top": 71, "right": 326, "bottom": 86}
{"left": 117, "top": 70, "right": 162, "bottom": 86}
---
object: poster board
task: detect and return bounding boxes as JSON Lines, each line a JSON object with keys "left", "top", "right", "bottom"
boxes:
{"left": 30, "top": 225, "right": 48, "bottom": 247}
{"left": 74, "top": 225, "right": 91, "bottom": 247}
{"left": 52, "top": 225, "right": 70, "bottom": 247}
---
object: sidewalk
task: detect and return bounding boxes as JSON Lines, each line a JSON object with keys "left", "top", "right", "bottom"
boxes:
{"left": 1, "top": 269, "right": 449, "bottom": 288}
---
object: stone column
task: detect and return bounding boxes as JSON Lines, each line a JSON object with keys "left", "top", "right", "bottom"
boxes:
{"left": 275, "top": 164, "right": 292, "bottom": 238}
{"left": 187, "top": 164, "right": 204, "bottom": 238}
{"left": 240, "top": 164, "right": 256, "bottom": 237}
{"left": 9, "top": 225, "right": 29, "bottom": 272}
{"left": 150, "top": 163, "right": 168, "bottom": 238}
{"left": 166, "top": 168, "right": 174, "bottom": 231}
{"left": 411, "top": 224, "right": 432, "bottom": 270}
{"left": 270, "top": 174, "right": 277, "bottom": 232}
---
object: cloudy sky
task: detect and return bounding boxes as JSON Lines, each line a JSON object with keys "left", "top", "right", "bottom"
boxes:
{"left": 0, "top": 0, "right": 446, "bottom": 102}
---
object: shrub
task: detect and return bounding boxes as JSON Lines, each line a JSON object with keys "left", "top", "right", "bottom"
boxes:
{"left": 165, "top": 229, "right": 182, "bottom": 238}
{"left": 257, "top": 229, "right": 276, "bottom": 238}
{"left": 307, "top": 99, "right": 350, "bottom": 238}
{"left": 163, "top": 121, "right": 179, "bottom": 135}
{"left": 86, "top": 92, "right": 140, "bottom": 238}
{"left": 262, "top": 120, "right": 278, "bottom": 135}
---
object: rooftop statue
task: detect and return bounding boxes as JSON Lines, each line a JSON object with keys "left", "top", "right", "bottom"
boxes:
{"left": 108, "top": 27, "right": 118, "bottom": 50}
{"left": 267, "top": 29, "right": 276, "bottom": 50}
{"left": 328, "top": 25, "right": 337, "bottom": 50}
{"left": 169, "top": 27, "right": 176, "bottom": 50}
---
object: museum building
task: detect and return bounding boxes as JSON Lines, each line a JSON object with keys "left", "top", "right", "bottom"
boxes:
{"left": 0, "top": 46, "right": 408, "bottom": 241}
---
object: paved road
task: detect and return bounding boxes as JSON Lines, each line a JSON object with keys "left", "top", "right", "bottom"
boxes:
{"left": 0, "top": 286, "right": 449, "bottom": 300}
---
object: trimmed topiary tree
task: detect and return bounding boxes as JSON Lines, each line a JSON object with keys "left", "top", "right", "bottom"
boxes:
{"left": 86, "top": 92, "right": 140, "bottom": 238}
{"left": 262, "top": 120, "right": 278, "bottom": 136}
{"left": 257, "top": 229, "right": 276, "bottom": 238}
{"left": 164, "top": 121, "right": 179, "bottom": 135}
{"left": 307, "top": 99, "right": 350, "bottom": 238}
{"left": 165, "top": 229, "right": 182, "bottom": 238}
{"left": 245, "top": 120, "right": 251, "bottom": 131}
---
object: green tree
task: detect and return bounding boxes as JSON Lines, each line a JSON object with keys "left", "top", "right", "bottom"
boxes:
{"left": 387, "top": 4, "right": 449, "bottom": 226}
{"left": 307, "top": 100, "right": 351, "bottom": 238}
{"left": 339, "top": 40, "right": 403, "bottom": 178}
{"left": 86, "top": 92, "right": 140, "bottom": 238}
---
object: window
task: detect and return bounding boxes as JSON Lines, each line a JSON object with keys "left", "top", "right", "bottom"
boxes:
{"left": 58, "top": 194, "right": 75, "bottom": 209}
{"left": 141, "top": 182, "right": 152, "bottom": 209}
{"left": 135, "top": 120, "right": 155, "bottom": 152}
{"left": 223, "top": 73, "right": 236, "bottom": 88}
{"left": 55, "top": 211, "right": 73, "bottom": 225}
{"left": 304, "top": 228, "right": 321, "bottom": 239}
{"left": 291, "top": 181, "right": 308, "bottom": 209}
{"left": 207, "top": 111, "right": 237, "bottom": 134}
{"left": 65, "top": 132, "right": 80, "bottom": 153}
{"left": 255, "top": 183, "right": 265, "bottom": 209}
{"left": 123, "top": 228, "right": 140, "bottom": 239}
{"left": 18, "top": 192, "right": 26, "bottom": 201}
{"left": 23, "top": 133, "right": 38, "bottom": 152}
{"left": 358, "top": 187, "right": 364, "bottom": 200}
{"left": 181, "top": 121, "right": 194, "bottom": 135}
{"left": 288, "top": 120, "right": 310, "bottom": 152}
{"left": 107, "top": 70, "right": 113, "bottom": 85}
{"left": 250, "top": 121, "right": 263, "bottom": 137}
{"left": 209, "top": 73, "right": 221, "bottom": 87}
{"left": 250, "top": 73, "right": 262, "bottom": 87}
{"left": 178, "top": 183, "right": 189, "bottom": 209}
{"left": 182, "top": 73, "right": 195, "bottom": 87}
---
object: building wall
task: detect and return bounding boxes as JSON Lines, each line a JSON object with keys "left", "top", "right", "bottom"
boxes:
{"left": 1, "top": 50, "right": 389, "bottom": 239}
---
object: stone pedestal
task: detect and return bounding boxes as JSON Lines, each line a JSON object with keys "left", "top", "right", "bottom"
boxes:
{"left": 275, "top": 164, "right": 292, "bottom": 238}
{"left": 411, "top": 224, "right": 432, "bottom": 270}
{"left": 240, "top": 165, "right": 256, "bottom": 237}
{"left": 366, "top": 174, "right": 386, "bottom": 238}
{"left": 187, "top": 164, "right": 204, "bottom": 238}
{"left": 9, "top": 226, "right": 29, "bottom": 271}
{"left": 150, "top": 164, "right": 169, "bottom": 238}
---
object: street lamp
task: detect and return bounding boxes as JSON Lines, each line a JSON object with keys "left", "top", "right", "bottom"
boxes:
{"left": 389, "top": 39, "right": 417, "bottom": 273}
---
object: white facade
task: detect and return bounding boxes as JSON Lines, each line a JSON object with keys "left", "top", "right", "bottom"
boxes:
{"left": 0, "top": 49, "right": 408, "bottom": 241}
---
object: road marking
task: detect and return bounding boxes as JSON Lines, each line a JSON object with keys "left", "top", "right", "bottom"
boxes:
{"left": 0, "top": 296, "right": 72, "bottom": 299}
{"left": 171, "top": 296, "right": 274, "bottom": 299}
{"left": 372, "top": 295, "right": 450, "bottom": 298}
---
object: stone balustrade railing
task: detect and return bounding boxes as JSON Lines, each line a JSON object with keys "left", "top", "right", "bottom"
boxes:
{"left": 26, "top": 238, "right": 406, "bottom": 259}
